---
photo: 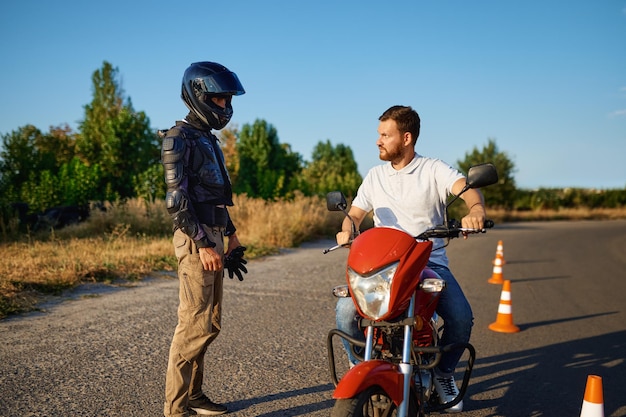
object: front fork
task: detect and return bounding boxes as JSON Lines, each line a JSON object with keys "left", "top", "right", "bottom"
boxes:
{"left": 397, "top": 294, "right": 416, "bottom": 417}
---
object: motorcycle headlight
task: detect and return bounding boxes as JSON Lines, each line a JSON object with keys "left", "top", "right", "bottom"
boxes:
{"left": 348, "top": 261, "right": 399, "bottom": 320}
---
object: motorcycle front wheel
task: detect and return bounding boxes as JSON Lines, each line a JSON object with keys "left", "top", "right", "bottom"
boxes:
{"left": 330, "top": 385, "right": 417, "bottom": 417}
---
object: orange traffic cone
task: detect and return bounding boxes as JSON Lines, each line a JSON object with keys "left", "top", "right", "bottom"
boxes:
{"left": 488, "top": 280, "right": 520, "bottom": 333}
{"left": 488, "top": 256, "right": 504, "bottom": 284}
{"left": 492, "top": 240, "right": 506, "bottom": 265}
{"left": 580, "top": 375, "right": 604, "bottom": 417}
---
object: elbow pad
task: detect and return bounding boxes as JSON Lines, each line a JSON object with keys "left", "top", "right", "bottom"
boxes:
{"left": 166, "top": 189, "right": 200, "bottom": 239}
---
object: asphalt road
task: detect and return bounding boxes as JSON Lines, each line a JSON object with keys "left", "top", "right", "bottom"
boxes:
{"left": 1, "top": 220, "right": 625, "bottom": 417}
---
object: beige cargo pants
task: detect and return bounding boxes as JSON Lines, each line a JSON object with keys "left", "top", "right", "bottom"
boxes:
{"left": 164, "top": 226, "right": 225, "bottom": 417}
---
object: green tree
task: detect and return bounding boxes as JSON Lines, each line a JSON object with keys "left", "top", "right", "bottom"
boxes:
{"left": 76, "top": 61, "right": 160, "bottom": 200}
{"left": 18, "top": 157, "right": 102, "bottom": 212}
{"left": 40, "top": 124, "right": 77, "bottom": 167}
{"left": 57, "top": 158, "right": 103, "bottom": 207}
{"left": 0, "top": 125, "right": 72, "bottom": 207}
{"left": 21, "top": 170, "right": 60, "bottom": 212}
{"left": 529, "top": 188, "right": 560, "bottom": 210}
{"left": 299, "top": 140, "right": 362, "bottom": 197}
{"left": 0, "top": 125, "right": 45, "bottom": 200}
{"left": 457, "top": 139, "right": 517, "bottom": 209}
{"left": 133, "top": 164, "right": 165, "bottom": 202}
{"left": 234, "top": 119, "right": 303, "bottom": 199}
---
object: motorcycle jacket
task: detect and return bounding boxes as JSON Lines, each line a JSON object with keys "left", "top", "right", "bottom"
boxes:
{"left": 161, "top": 119, "right": 236, "bottom": 248}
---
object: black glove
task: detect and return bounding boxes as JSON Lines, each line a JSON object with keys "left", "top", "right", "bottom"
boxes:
{"left": 224, "top": 246, "right": 247, "bottom": 281}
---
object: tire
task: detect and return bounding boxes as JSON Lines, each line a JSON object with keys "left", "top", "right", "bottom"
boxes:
{"left": 330, "top": 385, "right": 417, "bottom": 417}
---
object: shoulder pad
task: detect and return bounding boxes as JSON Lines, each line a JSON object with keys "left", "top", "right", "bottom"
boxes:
{"left": 161, "top": 127, "right": 188, "bottom": 186}
{"left": 161, "top": 135, "right": 186, "bottom": 163}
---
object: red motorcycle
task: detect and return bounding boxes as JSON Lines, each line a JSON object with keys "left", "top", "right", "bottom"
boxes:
{"left": 324, "top": 163, "right": 498, "bottom": 417}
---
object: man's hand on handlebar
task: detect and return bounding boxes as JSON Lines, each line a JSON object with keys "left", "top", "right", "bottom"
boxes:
{"left": 336, "top": 230, "right": 352, "bottom": 245}
{"left": 461, "top": 205, "right": 486, "bottom": 238}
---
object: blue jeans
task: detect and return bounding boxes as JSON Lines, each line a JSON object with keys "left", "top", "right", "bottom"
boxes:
{"left": 335, "top": 262, "right": 473, "bottom": 375}
{"left": 335, "top": 296, "right": 363, "bottom": 366}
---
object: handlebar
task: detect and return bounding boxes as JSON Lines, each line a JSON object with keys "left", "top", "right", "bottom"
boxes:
{"left": 323, "top": 219, "right": 495, "bottom": 254}
{"left": 416, "top": 219, "right": 495, "bottom": 240}
{"left": 322, "top": 242, "right": 350, "bottom": 254}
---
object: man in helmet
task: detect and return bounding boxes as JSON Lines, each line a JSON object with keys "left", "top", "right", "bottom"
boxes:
{"left": 162, "top": 61, "right": 247, "bottom": 417}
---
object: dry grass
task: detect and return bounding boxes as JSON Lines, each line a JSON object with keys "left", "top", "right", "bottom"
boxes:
{"left": 1, "top": 196, "right": 625, "bottom": 318}
{"left": 229, "top": 193, "right": 343, "bottom": 251}
{"left": 0, "top": 194, "right": 343, "bottom": 318}
{"left": 0, "top": 230, "right": 175, "bottom": 317}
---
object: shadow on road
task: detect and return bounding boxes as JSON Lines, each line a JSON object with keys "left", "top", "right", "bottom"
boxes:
{"left": 225, "top": 383, "right": 334, "bottom": 416}
{"left": 466, "top": 330, "right": 626, "bottom": 416}
{"left": 510, "top": 275, "right": 570, "bottom": 284}
{"left": 517, "top": 311, "right": 619, "bottom": 332}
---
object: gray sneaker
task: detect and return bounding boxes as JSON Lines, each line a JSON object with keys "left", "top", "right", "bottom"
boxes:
{"left": 188, "top": 394, "right": 228, "bottom": 415}
{"left": 433, "top": 374, "right": 463, "bottom": 413}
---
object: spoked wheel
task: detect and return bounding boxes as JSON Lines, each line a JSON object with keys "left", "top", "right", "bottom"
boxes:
{"left": 331, "top": 385, "right": 417, "bottom": 417}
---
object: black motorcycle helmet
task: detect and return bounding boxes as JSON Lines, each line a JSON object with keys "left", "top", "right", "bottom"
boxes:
{"left": 181, "top": 61, "right": 245, "bottom": 130}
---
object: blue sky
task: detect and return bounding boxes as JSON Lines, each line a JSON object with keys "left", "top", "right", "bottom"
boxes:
{"left": 1, "top": 1, "right": 625, "bottom": 189}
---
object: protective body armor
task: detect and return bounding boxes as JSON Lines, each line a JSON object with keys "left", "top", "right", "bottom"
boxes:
{"left": 161, "top": 121, "right": 234, "bottom": 246}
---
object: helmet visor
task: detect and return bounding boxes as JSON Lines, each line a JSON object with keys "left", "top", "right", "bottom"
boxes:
{"left": 192, "top": 71, "right": 245, "bottom": 97}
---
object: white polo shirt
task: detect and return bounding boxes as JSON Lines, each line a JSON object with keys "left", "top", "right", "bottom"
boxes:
{"left": 352, "top": 153, "right": 464, "bottom": 267}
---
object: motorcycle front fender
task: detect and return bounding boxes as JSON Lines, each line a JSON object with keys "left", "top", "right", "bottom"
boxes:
{"left": 332, "top": 360, "right": 404, "bottom": 405}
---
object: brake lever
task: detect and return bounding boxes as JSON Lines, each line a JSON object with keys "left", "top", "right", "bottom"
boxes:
{"left": 458, "top": 227, "right": 486, "bottom": 234}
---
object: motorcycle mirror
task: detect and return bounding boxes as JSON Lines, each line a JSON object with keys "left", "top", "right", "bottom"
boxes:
{"left": 466, "top": 163, "right": 499, "bottom": 189}
{"left": 326, "top": 191, "right": 348, "bottom": 211}
{"left": 445, "top": 163, "right": 499, "bottom": 226}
